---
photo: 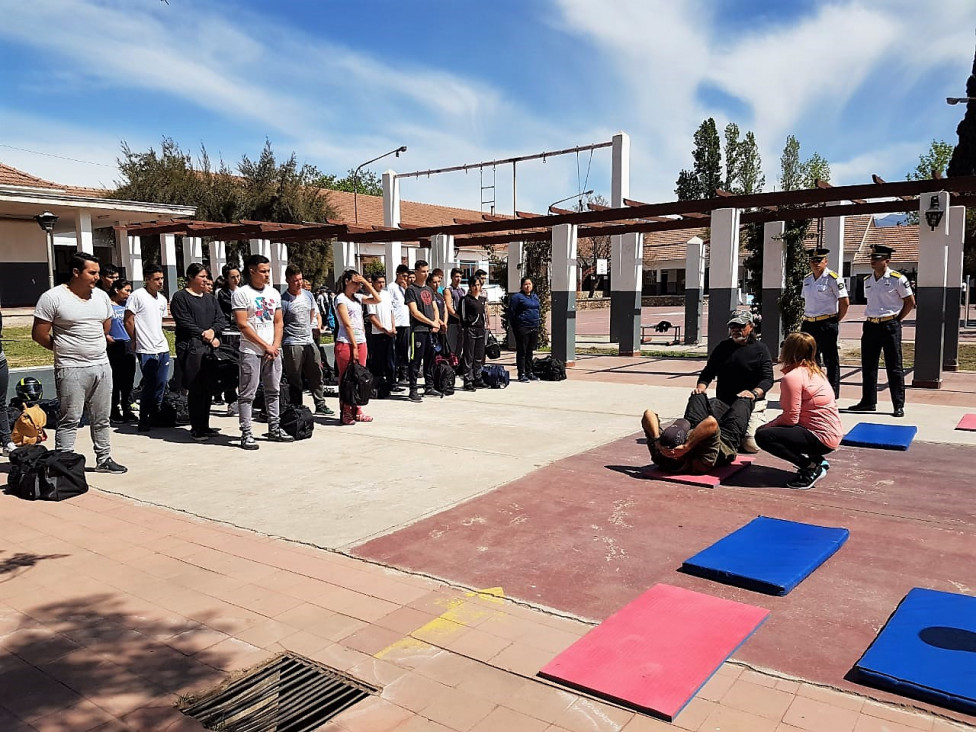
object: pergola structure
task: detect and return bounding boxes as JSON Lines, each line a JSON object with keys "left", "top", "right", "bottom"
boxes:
{"left": 122, "top": 174, "right": 976, "bottom": 390}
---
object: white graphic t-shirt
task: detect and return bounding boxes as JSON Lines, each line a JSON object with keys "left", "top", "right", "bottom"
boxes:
{"left": 232, "top": 284, "right": 282, "bottom": 355}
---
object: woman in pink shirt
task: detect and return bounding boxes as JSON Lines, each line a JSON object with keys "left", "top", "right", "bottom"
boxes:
{"left": 756, "top": 332, "right": 843, "bottom": 490}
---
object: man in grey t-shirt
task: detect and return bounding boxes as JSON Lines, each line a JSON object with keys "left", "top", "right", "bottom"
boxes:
{"left": 281, "top": 266, "right": 333, "bottom": 416}
{"left": 32, "top": 253, "right": 127, "bottom": 474}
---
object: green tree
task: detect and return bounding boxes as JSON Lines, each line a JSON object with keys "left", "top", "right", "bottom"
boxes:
{"left": 724, "top": 123, "right": 741, "bottom": 193}
{"left": 904, "top": 140, "right": 954, "bottom": 225}
{"left": 314, "top": 168, "right": 384, "bottom": 196}
{"left": 738, "top": 132, "right": 766, "bottom": 195}
{"left": 674, "top": 118, "right": 722, "bottom": 200}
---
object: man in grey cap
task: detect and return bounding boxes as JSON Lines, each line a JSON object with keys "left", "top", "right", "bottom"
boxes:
{"left": 801, "top": 247, "right": 848, "bottom": 398}
{"left": 642, "top": 309, "right": 772, "bottom": 472}
{"left": 847, "top": 244, "right": 914, "bottom": 418}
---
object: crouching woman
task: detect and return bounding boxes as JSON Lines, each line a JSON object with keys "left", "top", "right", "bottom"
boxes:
{"left": 756, "top": 332, "right": 842, "bottom": 490}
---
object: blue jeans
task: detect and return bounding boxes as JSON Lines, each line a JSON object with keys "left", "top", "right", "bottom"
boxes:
{"left": 138, "top": 352, "right": 170, "bottom": 424}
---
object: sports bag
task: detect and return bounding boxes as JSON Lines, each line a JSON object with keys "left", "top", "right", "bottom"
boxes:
{"left": 532, "top": 356, "right": 567, "bottom": 382}
{"left": 280, "top": 404, "right": 314, "bottom": 440}
{"left": 432, "top": 359, "right": 456, "bottom": 396}
{"left": 11, "top": 404, "right": 48, "bottom": 446}
{"left": 481, "top": 364, "right": 510, "bottom": 389}
{"left": 7, "top": 446, "right": 88, "bottom": 502}
{"left": 339, "top": 362, "right": 374, "bottom": 407}
{"left": 485, "top": 331, "right": 501, "bottom": 360}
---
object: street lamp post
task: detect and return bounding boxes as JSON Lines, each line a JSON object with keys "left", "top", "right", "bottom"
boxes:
{"left": 947, "top": 97, "right": 976, "bottom": 105}
{"left": 34, "top": 211, "right": 59, "bottom": 290}
{"left": 353, "top": 145, "right": 407, "bottom": 224}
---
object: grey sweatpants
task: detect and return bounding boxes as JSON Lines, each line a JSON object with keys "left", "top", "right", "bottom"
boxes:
{"left": 238, "top": 351, "right": 282, "bottom": 434}
{"left": 55, "top": 362, "right": 113, "bottom": 463}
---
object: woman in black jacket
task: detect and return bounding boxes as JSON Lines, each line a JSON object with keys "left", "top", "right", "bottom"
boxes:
{"left": 170, "top": 263, "right": 226, "bottom": 441}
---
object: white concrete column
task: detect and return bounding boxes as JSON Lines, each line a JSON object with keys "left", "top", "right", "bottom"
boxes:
{"left": 823, "top": 208, "right": 845, "bottom": 278}
{"left": 209, "top": 240, "right": 227, "bottom": 277}
{"left": 707, "top": 208, "right": 741, "bottom": 352}
{"left": 507, "top": 241, "right": 524, "bottom": 294}
{"left": 333, "top": 240, "right": 356, "bottom": 281}
{"left": 406, "top": 246, "right": 417, "bottom": 270}
{"left": 271, "top": 241, "right": 288, "bottom": 287}
{"left": 945, "top": 206, "right": 966, "bottom": 370}
{"left": 182, "top": 236, "right": 203, "bottom": 276}
{"left": 160, "top": 233, "right": 179, "bottom": 300}
{"left": 609, "top": 131, "right": 631, "bottom": 342}
{"left": 385, "top": 242, "right": 402, "bottom": 283}
{"left": 761, "top": 221, "right": 787, "bottom": 358}
{"left": 116, "top": 228, "right": 143, "bottom": 287}
{"left": 614, "top": 231, "right": 643, "bottom": 355}
{"left": 75, "top": 211, "right": 94, "bottom": 254}
{"left": 684, "top": 236, "right": 706, "bottom": 344}
{"left": 913, "top": 191, "right": 950, "bottom": 388}
{"left": 551, "top": 224, "right": 578, "bottom": 366}
{"left": 382, "top": 169, "right": 403, "bottom": 282}
{"left": 430, "top": 234, "right": 452, "bottom": 273}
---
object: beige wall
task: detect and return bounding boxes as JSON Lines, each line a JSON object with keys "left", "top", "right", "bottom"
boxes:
{"left": 0, "top": 219, "right": 48, "bottom": 262}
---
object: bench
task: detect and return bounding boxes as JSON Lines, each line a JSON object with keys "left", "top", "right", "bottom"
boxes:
{"left": 641, "top": 321, "right": 682, "bottom": 345}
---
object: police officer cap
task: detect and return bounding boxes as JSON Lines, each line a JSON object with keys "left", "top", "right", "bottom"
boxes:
{"left": 870, "top": 244, "right": 894, "bottom": 258}
{"left": 806, "top": 247, "right": 830, "bottom": 259}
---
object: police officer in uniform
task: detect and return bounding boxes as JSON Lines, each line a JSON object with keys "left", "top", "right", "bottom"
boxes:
{"left": 847, "top": 244, "right": 915, "bottom": 418}
{"left": 801, "top": 247, "right": 848, "bottom": 398}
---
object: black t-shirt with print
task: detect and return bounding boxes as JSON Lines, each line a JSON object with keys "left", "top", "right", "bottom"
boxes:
{"left": 405, "top": 283, "right": 436, "bottom": 332}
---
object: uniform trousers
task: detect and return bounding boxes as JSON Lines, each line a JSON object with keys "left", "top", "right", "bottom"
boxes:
{"left": 860, "top": 319, "right": 905, "bottom": 409}
{"left": 801, "top": 317, "right": 841, "bottom": 398}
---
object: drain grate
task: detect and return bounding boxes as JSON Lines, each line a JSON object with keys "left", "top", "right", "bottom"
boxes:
{"left": 181, "top": 653, "right": 377, "bottom": 731}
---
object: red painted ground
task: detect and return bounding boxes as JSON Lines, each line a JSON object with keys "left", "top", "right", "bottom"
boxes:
{"left": 354, "top": 434, "right": 976, "bottom": 720}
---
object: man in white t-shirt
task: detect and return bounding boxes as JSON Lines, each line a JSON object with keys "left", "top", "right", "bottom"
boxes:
{"left": 390, "top": 264, "right": 411, "bottom": 384}
{"left": 32, "top": 253, "right": 126, "bottom": 474}
{"left": 232, "top": 254, "right": 293, "bottom": 450}
{"left": 366, "top": 273, "right": 400, "bottom": 396}
{"left": 124, "top": 263, "right": 171, "bottom": 432}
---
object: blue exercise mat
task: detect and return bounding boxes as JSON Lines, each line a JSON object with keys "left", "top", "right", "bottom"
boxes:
{"left": 854, "top": 588, "right": 976, "bottom": 715}
{"left": 681, "top": 516, "right": 849, "bottom": 595}
{"left": 841, "top": 422, "right": 917, "bottom": 450}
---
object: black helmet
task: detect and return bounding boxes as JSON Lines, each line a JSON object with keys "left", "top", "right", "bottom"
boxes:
{"left": 16, "top": 377, "right": 43, "bottom": 403}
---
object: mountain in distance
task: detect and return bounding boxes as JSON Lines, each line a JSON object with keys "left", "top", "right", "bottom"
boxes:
{"left": 874, "top": 213, "right": 910, "bottom": 227}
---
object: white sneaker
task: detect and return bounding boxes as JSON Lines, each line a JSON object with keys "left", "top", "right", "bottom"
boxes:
{"left": 2, "top": 442, "right": 16, "bottom": 457}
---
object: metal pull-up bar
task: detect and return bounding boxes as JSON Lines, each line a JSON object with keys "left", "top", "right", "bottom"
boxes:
{"left": 394, "top": 141, "right": 613, "bottom": 180}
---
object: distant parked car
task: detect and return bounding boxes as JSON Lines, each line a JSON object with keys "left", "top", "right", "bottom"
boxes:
{"left": 483, "top": 284, "right": 506, "bottom": 303}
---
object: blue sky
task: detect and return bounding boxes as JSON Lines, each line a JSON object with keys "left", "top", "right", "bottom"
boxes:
{"left": 2, "top": 0, "right": 976, "bottom": 215}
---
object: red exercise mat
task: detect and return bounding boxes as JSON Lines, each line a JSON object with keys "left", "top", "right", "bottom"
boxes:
{"left": 642, "top": 456, "right": 754, "bottom": 487}
{"left": 955, "top": 414, "right": 976, "bottom": 431}
{"left": 538, "top": 583, "right": 769, "bottom": 720}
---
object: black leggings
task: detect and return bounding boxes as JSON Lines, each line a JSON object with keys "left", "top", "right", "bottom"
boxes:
{"left": 107, "top": 340, "right": 136, "bottom": 415}
{"left": 756, "top": 424, "right": 832, "bottom": 470}
{"left": 514, "top": 326, "right": 538, "bottom": 377}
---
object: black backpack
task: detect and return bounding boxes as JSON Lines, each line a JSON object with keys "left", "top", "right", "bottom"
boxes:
{"left": 7, "top": 445, "right": 88, "bottom": 502}
{"left": 280, "top": 404, "right": 314, "bottom": 440}
{"left": 152, "top": 391, "right": 190, "bottom": 428}
{"left": 532, "top": 356, "right": 567, "bottom": 382}
{"left": 339, "top": 362, "right": 374, "bottom": 406}
{"left": 433, "top": 359, "right": 456, "bottom": 396}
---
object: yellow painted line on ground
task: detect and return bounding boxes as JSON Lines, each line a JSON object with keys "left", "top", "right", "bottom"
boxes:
{"left": 374, "top": 587, "right": 506, "bottom": 660}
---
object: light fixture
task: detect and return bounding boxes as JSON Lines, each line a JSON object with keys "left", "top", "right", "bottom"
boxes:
{"left": 924, "top": 193, "right": 945, "bottom": 231}
{"left": 34, "top": 211, "right": 59, "bottom": 289}
{"left": 947, "top": 97, "right": 976, "bottom": 105}
{"left": 353, "top": 145, "right": 408, "bottom": 224}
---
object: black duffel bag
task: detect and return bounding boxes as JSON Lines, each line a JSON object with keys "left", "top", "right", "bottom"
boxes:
{"left": 280, "top": 404, "right": 314, "bottom": 440}
{"left": 7, "top": 445, "right": 88, "bottom": 501}
{"left": 152, "top": 391, "right": 191, "bottom": 428}
{"left": 532, "top": 355, "right": 567, "bottom": 382}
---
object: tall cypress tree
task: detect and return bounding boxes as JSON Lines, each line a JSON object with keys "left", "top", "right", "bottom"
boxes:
{"left": 948, "top": 44, "right": 976, "bottom": 177}
{"left": 674, "top": 118, "right": 723, "bottom": 200}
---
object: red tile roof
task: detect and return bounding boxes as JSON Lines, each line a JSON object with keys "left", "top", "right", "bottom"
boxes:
{"left": 855, "top": 223, "right": 919, "bottom": 266}
{"left": 0, "top": 163, "right": 62, "bottom": 189}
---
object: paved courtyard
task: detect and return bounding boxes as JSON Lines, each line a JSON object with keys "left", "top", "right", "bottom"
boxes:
{"left": 2, "top": 348, "right": 976, "bottom": 730}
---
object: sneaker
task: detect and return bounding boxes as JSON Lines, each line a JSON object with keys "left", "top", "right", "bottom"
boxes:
{"left": 821, "top": 458, "right": 831, "bottom": 471}
{"left": 740, "top": 436, "right": 760, "bottom": 454}
{"left": 424, "top": 387, "right": 444, "bottom": 398}
{"left": 409, "top": 390, "right": 423, "bottom": 403}
{"left": 121, "top": 411, "right": 138, "bottom": 423}
{"left": 315, "top": 404, "right": 336, "bottom": 416}
{"left": 240, "top": 433, "right": 259, "bottom": 451}
{"left": 110, "top": 410, "right": 125, "bottom": 424}
{"left": 267, "top": 427, "right": 295, "bottom": 443}
{"left": 463, "top": 383, "right": 476, "bottom": 392}
{"left": 517, "top": 375, "right": 530, "bottom": 383}
{"left": 527, "top": 373, "right": 540, "bottom": 381}
{"left": 390, "top": 385, "right": 406, "bottom": 393}
{"left": 3, "top": 441, "right": 16, "bottom": 457}
{"left": 845, "top": 401, "right": 876, "bottom": 412}
{"left": 95, "top": 458, "right": 128, "bottom": 474}
{"left": 787, "top": 463, "right": 824, "bottom": 490}
{"left": 190, "top": 430, "right": 210, "bottom": 442}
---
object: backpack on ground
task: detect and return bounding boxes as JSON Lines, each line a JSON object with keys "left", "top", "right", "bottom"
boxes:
{"left": 339, "top": 362, "right": 374, "bottom": 407}
{"left": 152, "top": 391, "right": 190, "bottom": 428}
{"left": 432, "top": 358, "right": 456, "bottom": 396}
{"left": 532, "top": 356, "right": 567, "bottom": 382}
{"left": 7, "top": 445, "right": 88, "bottom": 502}
{"left": 280, "top": 404, "right": 314, "bottom": 440}
{"left": 481, "top": 364, "right": 510, "bottom": 389}
{"left": 11, "top": 404, "right": 48, "bottom": 446}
